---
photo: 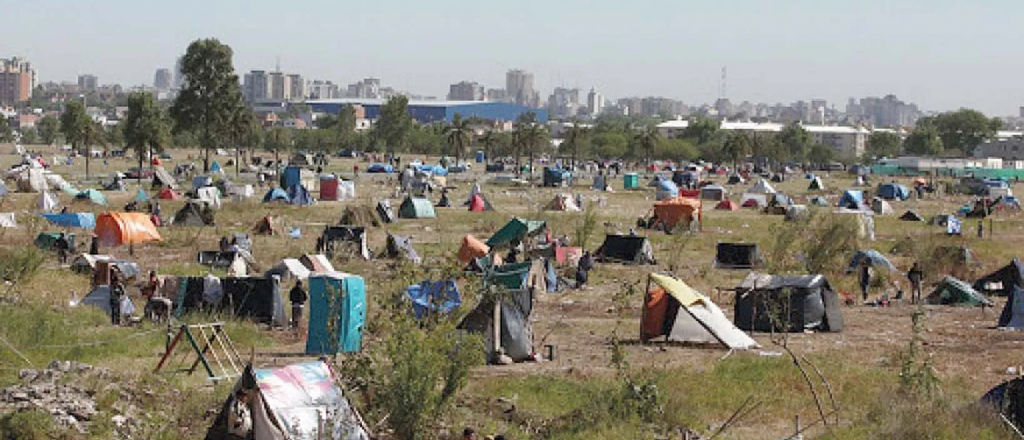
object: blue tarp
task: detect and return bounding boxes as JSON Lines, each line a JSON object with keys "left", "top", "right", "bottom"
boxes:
{"left": 73, "top": 189, "right": 107, "bottom": 205}
{"left": 878, "top": 183, "right": 910, "bottom": 201}
{"left": 287, "top": 184, "right": 315, "bottom": 206}
{"left": 845, "top": 249, "right": 898, "bottom": 274}
{"left": 655, "top": 178, "right": 679, "bottom": 201}
{"left": 263, "top": 187, "right": 289, "bottom": 203}
{"left": 837, "top": 190, "right": 865, "bottom": 209}
{"left": 41, "top": 213, "right": 95, "bottom": 229}
{"left": 406, "top": 280, "right": 461, "bottom": 319}
{"left": 283, "top": 166, "right": 301, "bottom": 189}
{"left": 210, "top": 161, "right": 221, "bottom": 173}
{"left": 306, "top": 274, "right": 366, "bottom": 355}
{"left": 367, "top": 164, "right": 393, "bottom": 173}
{"left": 134, "top": 188, "right": 149, "bottom": 202}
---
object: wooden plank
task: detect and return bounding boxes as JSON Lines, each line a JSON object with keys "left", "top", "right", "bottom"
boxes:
{"left": 153, "top": 326, "right": 185, "bottom": 373}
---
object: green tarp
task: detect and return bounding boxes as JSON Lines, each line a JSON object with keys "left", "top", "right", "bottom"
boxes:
{"left": 487, "top": 262, "right": 532, "bottom": 290}
{"left": 35, "top": 232, "right": 76, "bottom": 251}
{"left": 398, "top": 197, "right": 436, "bottom": 219}
{"left": 486, "top": 218, "right": 547, "bottom": 248}
{"left": 929, "top": 276, "right": 993, "bottom": 307}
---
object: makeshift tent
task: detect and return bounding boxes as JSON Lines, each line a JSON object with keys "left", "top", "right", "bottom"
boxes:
{"left": 927, "top": 276, "right": 992, "bottom": 306}
{"left": 196, "top": 187, "right": 222, "bottom": 209}
{"left": 982, "top": 377, "right": 1024, "bottom": 433}
{"left": 265, "top": 258, "right": 311, "bottom": 282}
{"left": 810, "top": 196, "right": 829, "bottom": 207}
{"left": 95, "top": 212, "right": 162, "bottom": 247}
{"left": 947, "top": 215, "right": 963, "bottom": 235}
{"left": 37, "top": 191, "right": 59, "bottom": 212}
{"left": 340, "top": 206, "right": 381, "bottom": 228}
{"left": 157, "top": 188, "right": 181, "bottom": 200}
{"left": 739, "top": 193, "right": 767, "bottom": 208}
{"left": 35, "top": 232, "right": 76, "bottom": 252}
{"left": 321, "top": 226, "right": 371, "bottom": 260}
{"left": 152, "top": 166, "right": 177, "bottom": 189}
{"left": 878, "top": 183, "right": 911, "bottom": 201}
{"left": 252, "top": 216, "right": 279, "bottom": 235}
{"left": 0, "top": 213, "right": 15, "bottom": 228}
{"left": 748, "top": 179, "right": 777, "bottom": 194}
{"left": 384, "top": 234, "right": 421, "bottom": 264}
{"left": 206, "top": 361, "right": 370, "bottom": 440}
{"left": 376, "top": 200, "right": 396, "bottom": 223}
{"left": 654, "top": 178, "right": 679, "bottom": 201}
{"left": 715, "top": 199, "right": 739, "bottom": 211}
{"left": 406, "top": 280, "right": 461, "bottom": 319}
{"left": 80, "top": 285, "right": 135, "bottom": 319}
{"left": 486, "top": 218, "right": 547, "bottom": 248}
{"left": 306, "top": 273, "right": 366, "bottom": 355}
{"left": 975, "top": 260, "right": 1024, "bottom": 299}
{"left": 808, "top": 177, "right": 825, "bottom": 191}
{"left": 769, "top": 193, "right": 793, "bottom": 207}
{"left": 192, "top": 176, "right": 213, "bottom": 191}
{"left": 287, "top": 183, "right": 315, "bottom": 206}
{"left": 134, "top": 188, "right": 149, "bottom": 203}
{"left": 74, "top": 189, "right": 107, "bottom": 205}
{"left": 172, "top": 201, "right": 215, "bottom": 226}
{"left": 209, "top": 161, "right": 222, "bottom": 173}
{"left": 641, "top": 273, "right": 760, "bottom": 349}
{"left": 542, "top": 167, "right": 570, "bottom": 187}
{"left": 837, "top": 190, "right": 865, "bottom": 209}
{"left": 845, "top": 249, "right": 897, "bottom": 274}
{"left": 544, "top": 193, "right": 580, "bottom": 212}
{"left": 367, "top": 163, "right": 393, "bottom": 173}
{"left": 853, "top": 175, "right": 867, "bottom": 186}
{"left": 263, "top": 187, "right": 290, "bottom": 203}
{"left": 398, "top": 196, "right": 436, "bottom": 219}
{"left": 699, "top": 185, "right": 727, "bottom": 201}
{"left": 715, "top": 243, "right": 762, "bottom": 269}
{"left": 468, "top": 193, "right": 495, "bottom": 212}
{"left": 225, "top": 183, "right": 255, "bottom": 200}
{"left": 299, "top": 254, "right": 336, "bottom": 274}
{"left": 70, "top": 254, "right": 140, "bottom": 280}
{"left": 457, "top": 284, "right": 534, "bottom": 362}
{"left": 900, "top": 210, "right": 925, "bottom": 221}
{"left": 41, "top": 213, "right": 95, "bottom": 229}
{"left": 930, "top": 214, "right": 955, "bottom": 227}
{"left": 871, "top": 197, "right": 894, "bottom": 215}
{"left": 458, "top": 235, "right": 490, "bottom": 265}
{"left": 998, "top": 285, "right": 1024, "bottom": 329}
{"left": 595, "top": 235, "right": 655, "bottom": 264}
{"left": 219, "top": 277, "right": 287, "bottom": 326}
{"left": 652, "top": 197, "right": 702, "bottom": 231}
{"left": 734, "top": 272, "right": 844, "bottom": 332}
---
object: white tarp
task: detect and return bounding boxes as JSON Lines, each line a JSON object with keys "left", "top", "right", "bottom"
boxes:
{"left": 38, "top": 191, "right": 59, "bottom": 212}
{"left": 197, "top": 187, "right": 222, "bottom": 209}
{"left": 650, "top": 274, "right": 760, "bottom": 350}
{"left": 747, "top": 179, "right": 776, "bottom": 194}
{"left": 338, "top": 181, "right": 356, "bottom": 200}
{"left": 227, "top": 183, "right": 255, "bottom": 200}
{"left": 268, "top": 258, "right": 311, "bottom": 281}
{"left": 0, "top": 213, "right": 16, "bottom": 228}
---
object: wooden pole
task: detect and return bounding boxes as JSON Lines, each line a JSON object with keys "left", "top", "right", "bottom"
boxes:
{"left": 493, "top": 295, "right": 501, "bottom": 363}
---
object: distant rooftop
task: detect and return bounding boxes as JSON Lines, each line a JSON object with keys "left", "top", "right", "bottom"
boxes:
{"left": 306, "top": 98, "right": 498, "bottom": 107}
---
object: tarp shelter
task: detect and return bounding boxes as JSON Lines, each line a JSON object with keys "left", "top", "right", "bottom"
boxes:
{"left": 74, "top": 189, "right": 107, "bottom": 205}
{"left": 769, "top": 193, "right": 794, "bottom": 207}
{"left": 287, "top": 183, "right": 315, "bottom": 206}
{"left": 878, "top": 183, "right": 911, "bottom": 201}
{"left": 252, "top": 216, "right": 279, "bottom": 235}
{"left": 263, "top": 187, "right": 289, "bottom": 203}
{"left": 225, "top": 183, "right": 255, "bottom": 200}
{"left": 458, "top": 284, "right": 534, "bottom": 362}
{"left": 376, "top": 200, "right": 396, "bottom": 224}
{"left": 210, "top": 161, "right": 222, "bottom": 173}
{"left": 871, "top": 197, "right": 894, "bottom": 215}
{"left": 734, "top": 272, "right": 844, "bottom": 332}
{"left": 192, "top": 176, "right": 213, "bottom": 192}
{"left": 80, "top": 285, "right": 135, "bottom": 319}
{"left": 785, "top": 205, "right": 810, "bottom": 222}
{"left": 0, "top": 213, "right": 15, "bottom": 228}
{"left": 542, "top": 167, "right": 570, "bottom": 187}
{"left": 715, "top": 199, "right": 739, "bottom": 211}
{"left": 975, "top": 259, "right": 1024, "bottom": 299}
{"left": 197, "top": 187, "right": 222, "bottom": 209}
{"left": 699, "top": 185, "right": 727, "bottom": 201}
{"left": 653, "top": 197, "right": 702, "bottom": 231}
{"left": 715, "top": 243, "right": 762, "bottom": 269}
{"left": 42, "top": 213, "right": 95, "bottom": 229}
{"left": 35, "top": 232, "right": 76, "bottom": 252}
{"left": 265, "top": 258, "right": 311, "bottom": 282}
{"left": 999, "top": 285, "right": 1024, "bottom": 329}
{"left": 458, "top": 235, "right": 490, "bottom": 265}
{"left": 727, "top": 174, "right": 747, "bottom": 185}
{"left": 468, "top": 193, "right": 495, "bottom": 212}
{"left": 748, "top": 179, "right": 777, "bottom": 194}
{"left": 654, "top": 178, "right": 679, "bottom": 201}
{"left": 486, "top": 218, "right": 547, "bottom": 248}
{"left": 38, "top": 191, "right": 59, "bottom": 212}
{"left": 321, "top": 226, "right": 371, "bottom": 260}
{"left": 808, "top": 177, "right": 825, "bottom": 191}
{"left": 982, "top": 377, "right": 1024, "bottom": 433}
{"left": 900, "top": 210, "right": 925, "bottom": 221}
{"left": 173, "top": 201, "right": 215, "bottom": 226}
{"left": 300, "top": 254, "right": 336, "bottom": 274}
{"left": 152, "top": 166, "right": 177, "bottom": 189}
{"left": 157, "top": 188, "right": 181, "bottom": 200}
{"left": 398, "top": 196, "right": 436, "bottom": 219}
{"left": 134, "top": 188, "right": 149, "bottom": 203}
{"left": 306, "top": 273, "right": 366, "bottom": 355}
{"left": 837, "top": 190, "right": 865, "bottom": 209}
{"left": 595, "top": 235, "right": 655, "bottom": 264}
{"left": 641, "top": 273, "right": 760, "bottom": 349}
{"left": 219, "top": 277, "right": 287, "bottom": 326}
{"left": 384, "top": 234, "right": 422, "bottom": 264}
{"left": 544, "top": 193, "right": 580, "bottom": 212}
{"left": 845, "top": 249, "right": 897, "bottom": 274}
{"left": 739, "top": 193, "right": 767, "bottom": 208}
{"left": 206, "top": 361, "right": 370, "bottom": 440}
{"left": 928, "top": 276, "right": 992, "bottom": 306}
{"left": 406, "top": 280, "right": 461, "bottom": 319}
{"left": 810, "top": 196, "right": 829, "bottom": 207}
{"left": 593, "top": 174, "right": 611, "bottom": 191}
{"left": 95, "top": 212, "right": 162, "bottom": 247}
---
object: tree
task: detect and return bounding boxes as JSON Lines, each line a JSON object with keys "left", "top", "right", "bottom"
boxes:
{"left": 478, "top": 131, "right": 500, "bottom": 164}
{"left": 20, "top": 128, "right": 38, "bottom": 145}
{"left": 778, "top": 122, "right": 811, "bottom": 164}
{"left": 920, "top": 109, "right": 1000, "bottom": 155}
{"left": 335, "top": 104, "right": 357, "bottom": 149}
{"left": 562, "top": 122, "right": 590, "bottom": 168}
{"left": 633, "top": 124, "right": 660, "bottom": 168}
{"left": 61, "top": 101, "right": 106, "bottom": 179}
{"left": 443, "top": 113, "right": 471, "bottom": 166}
{"left": 807, "top": 144, "right": 835, "bottom": 166}
{"left": 105, "top": 124, "right": 125, "bottom": 149}
{"left": 170, "top": 38, "right": 245, "bottom": 172}
{"left": 515, "top": 122, "right": 548, "bottom": 179}
{"left": 229, "top": 107, "right": 261, "bottom": 175}
{"left": 682, "top": 117, "right": 719, "bottom": 145}
{"left": 0, "top": 126, "right": 14, "bottom": 144}
{"left": 655, "top": 138, "right": 698, "bottom": 163}
{"left": 721, "top": 132, "right": 752, "bottom": 170}
{"left": 124, "top": 92, "right": 170, "bottom": 184}
{"left": 37, "top": 115, "right": 59, "bottom": 145}
{"left": 265, "top": 127, "right": 291, "bottom": 166}
{"left": 375, "top": 96, "right": 412, "bottom": 154}
{"left": 903, "top": 126, "right": 944, "bottom": 156}
{"left": 865, "top": 131, "right": 901, "bottom": 162}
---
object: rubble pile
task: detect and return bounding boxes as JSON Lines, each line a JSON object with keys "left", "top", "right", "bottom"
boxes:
{"left": 0, "top": 360, "right": 120, "bottom": 434}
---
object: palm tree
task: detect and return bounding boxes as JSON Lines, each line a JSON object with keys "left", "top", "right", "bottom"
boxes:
{"left": 478, "top": 130, "right": 499, "bottom": 165}
{"left": 634, "top": 125, "right": 660, "bottom": 169}
{"left": 563, "top": 122, "right": 590, "bottom": 169}
{"left": 443, "top": 114, "right": 471, "bottom": 166}
{"left": 722, "top": 132, "right": 752, "bottom": 171}
{"left": 61, "top": 101, "right": 105, "bottom": 180}
{"left": 517, "top": 123, "right": 548, "bottom": 181}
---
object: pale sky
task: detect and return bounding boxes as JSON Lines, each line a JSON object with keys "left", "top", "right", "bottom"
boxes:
{"left": 3, "top": 0, "right": 1022, "bottom": 115}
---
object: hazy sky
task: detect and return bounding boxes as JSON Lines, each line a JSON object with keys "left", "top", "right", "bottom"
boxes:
{"left": 3, "top": 0, "right": 1022, "bottom": 115}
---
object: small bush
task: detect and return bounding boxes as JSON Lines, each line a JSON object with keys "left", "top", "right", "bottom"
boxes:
{"left": 0, "top": 409, "right": 59, "bottom": 440}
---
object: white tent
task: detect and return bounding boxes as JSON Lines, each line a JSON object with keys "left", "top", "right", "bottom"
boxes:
{"left": 544, "top": 193, "right": 581, "bottom": 212}
{"left": 871, "top": 197, "right": 894, "bottom": 215}
{"left": 226, "top": 183, "right": 255, "bottom": 200}
{"left": 747, "top": 179, "right": 777, "bottom": 194}
{"left": 643, "top": 274, "right": 760, "bottom": 350}
{"left": 0, "top": 213, "right": 16, "bottom": 228}
{"left": 197, "top": 187, "right": 222, "bottom": 209}
{"left": 338, "top": 181, "right": 357, "bottom": 200}
{"left": 267, "top": 258, "right": 311, "bottom": 282}
{"left": 38, "top": 191, "right": 59, "bottom": 212}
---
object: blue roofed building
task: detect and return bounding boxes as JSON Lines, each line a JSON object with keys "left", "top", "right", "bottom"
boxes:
{"left": 306, "top": 98, "right": 548, "bottom": 124}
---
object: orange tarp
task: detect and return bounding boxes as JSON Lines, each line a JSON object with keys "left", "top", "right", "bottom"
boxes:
{"left": 653, "top": 196, "right": 702, "bottom": 231}
{"left": 642, "top": 286, "right": 669, "bottom": 341}
{"left": 457, "top": 234, "right": 490, "bottom": 264}
{"left": 95, "top": 212, "right": 162, "bottom": 246}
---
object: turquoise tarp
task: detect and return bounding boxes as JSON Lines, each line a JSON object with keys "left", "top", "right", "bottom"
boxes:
{"left": 306, "top": 274, "right": 366, "bottom": 355}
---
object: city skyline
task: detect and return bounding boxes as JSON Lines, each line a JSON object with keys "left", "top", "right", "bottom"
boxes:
{"left": 3, "top": 0, "right": 1024, "bottom": 116}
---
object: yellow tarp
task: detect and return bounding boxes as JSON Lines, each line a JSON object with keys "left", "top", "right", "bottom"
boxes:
{"left": 650, "top": 273, "right": 705, "bottom": 307}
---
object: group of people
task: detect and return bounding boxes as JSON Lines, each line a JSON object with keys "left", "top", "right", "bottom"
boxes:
{"left": 858, "top": 259, "right": 925, "bottom": 305}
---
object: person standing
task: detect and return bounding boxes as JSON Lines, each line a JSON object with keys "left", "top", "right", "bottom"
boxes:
{"left": 54, "top": 232, "right": 70, "bottom": 264}
{"left": 907, "top": 261, "right": 924, "bottom": 305}
{"left": 859, "top": 260, "right": 872, "bottom": 302}
{"left": 110, "top": 269, "right": 124, "bottom": 325}
{"left": 289, "top": 280, "right": 308, "bottom": 329}
{"left": 89, "top": 234, "right": 99, "bottom": 255}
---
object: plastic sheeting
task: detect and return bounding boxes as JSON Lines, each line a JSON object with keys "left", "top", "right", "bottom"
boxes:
{"left": 41, "top": 213, "right": 95, "bottom": 229}
{"left": 734, "top": 272, "right": 843, "bottom": 332}
{"left": 306, "top": 273, "right": 366, "bottom": 355}
{"left": 95, "top": 212, "right": 162, "bottom": 246}
{"left": 406, "top": 280, "right": 461, "bottom": 319}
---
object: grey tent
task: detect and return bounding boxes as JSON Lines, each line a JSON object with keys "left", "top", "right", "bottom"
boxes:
{"left": 172, "top": 201, "right": 215, "bottom": 226}
{"left": 384, "top": 234, "right": 422, "bottom": 265}
{"left": 457, "top": 286, "right": 534, "bottom": 363}
{"left": 595, "top": 235, "right": 655, "bottom": 264}
{"left": 899, "top": 210, "right": 925, "bottom": 221}
{"left": 320, "top": 226, "right": 371, "bottom": 260}
{"left": 714, "top": 243, "right": 763, "bottom": 269}
{"left": 734, "top": 272, "right": 843, "bottom": 332}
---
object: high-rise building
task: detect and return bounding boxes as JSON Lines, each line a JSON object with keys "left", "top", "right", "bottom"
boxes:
{"left": 243, "top": 70, "right": 271, "bottom": 102}
{"left": 307, "top": 80, "right": 339, "bottom": 100}
{"left": 268, "top": 72, "right": 290, "bottom": 101}
{"left": 486, "top": 88, "right": 507, "bottom": 102}
{"left": 0, "top": 57, "right": 33, "bottom": 104}
{"left": 174, "top": 56, "right": 185, "bottom": 89}
{"left": 448, "top": 81, "right": 484, "bottom": 101}
{"left": 287, "top": 74, "right": 304, "bottom": 102}
{"left": 346, "top": 78, "right": 381, "bottom": 99}
{"left": 78, "top": 74, "right": 98, "bottom": 91}
{"left": 547, "top": 87, "right": 580, "bottom": 119}
{"left": 506, "top": 69, "right": 537, "bottom": 107}
{"left": 154, "top": 68, "right": 172, "bottom": 90}
{"left": 587, "top": 88, "right": 604, "bottom": 117}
